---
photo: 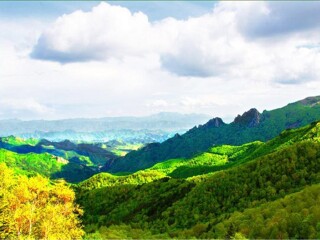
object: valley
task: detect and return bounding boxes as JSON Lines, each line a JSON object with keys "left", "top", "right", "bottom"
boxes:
{"left": 2, "top": 2, "right": 320, "bottom": 238}
{"left": 1, "top": 96, "right": 320, "bottom": 239}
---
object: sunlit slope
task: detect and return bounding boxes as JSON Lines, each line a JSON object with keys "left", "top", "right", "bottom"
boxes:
{"left": 0, "top": 148, "right": 95, "bottom": 182}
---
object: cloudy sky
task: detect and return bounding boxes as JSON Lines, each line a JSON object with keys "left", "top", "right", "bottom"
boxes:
{"left": 1, "top": 1, "right": 320, "bottom": 122}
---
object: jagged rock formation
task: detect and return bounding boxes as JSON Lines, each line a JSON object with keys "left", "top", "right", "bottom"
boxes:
{"left": 203, "top": 117, "right": 225, "bottom": 128}
{"left": 233, "top": 108, "right": 261, "bottom": 127}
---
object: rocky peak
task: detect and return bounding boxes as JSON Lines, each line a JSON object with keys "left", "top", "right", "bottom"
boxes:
{"left": 203, "top": 117, "right": 225, "bottom": 128}
{"left": 233, "top": 108, "right": 261, "bottom": 127}
{"left": 298, "top": 96, "right": 320, "bottom": 107}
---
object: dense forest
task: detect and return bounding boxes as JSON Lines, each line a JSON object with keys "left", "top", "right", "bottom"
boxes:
{"left": 74, "top": 121, "right": 320, "bottom": 238}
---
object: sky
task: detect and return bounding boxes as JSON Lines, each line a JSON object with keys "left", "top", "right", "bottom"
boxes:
{"left": 1, "top": 1, "right": 320, "bottom": 122}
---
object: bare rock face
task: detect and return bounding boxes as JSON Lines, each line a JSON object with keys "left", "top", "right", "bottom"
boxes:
{"left": 55, "top": 156, "right": 69, "bottom": 164}
{"left": 233, "top": 108, "right": 261, "bottom": 127}
{"left": 298, "top": 96, "right": 320, "bottom": 107}
{"left": 203, "top": 117, "right": 225, "bottom": 128}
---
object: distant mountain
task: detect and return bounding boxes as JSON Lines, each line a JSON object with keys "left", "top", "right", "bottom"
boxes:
{"left": 17, "top": 129, "right": 175, "bottom": 144}
{"left": 0, "top": 112, "right": 210, "bottom": 133}
{"left": 104, "top": 96, "right": 320, "bottom": 173}
{"left": 0, "top": 112, "right": 210, "bottom": 142}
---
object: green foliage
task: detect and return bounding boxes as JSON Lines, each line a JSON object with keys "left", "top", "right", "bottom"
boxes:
{"left": 0, "top": 136, "right": 127, "bottom": 182}
{"left": 0, "top": 149, "right": 64, "bottom": 177}
{"left": 109, "top": 143, "right": 144, "bottom": 157}
{"left": 84, "top": 224, "right": 168, "bottom": 239}
{"left": 206, "top": 184, "right": 320, "bottom": 239}
{"left": 77, "top": 170, "right": 166, "bottom": 191}
{"left": 1, "top": 136, "right": 39, "bottom": 146}
{"left": 77, "top": 177, "right": 195, "bottom": 234}
{"left": 0, "top": 148, "right": 95, "bottom": 183}
{"left": 143, "top": 123, "right": 320, "bottom": 179}
{"left": 163, "top": 141, "right": 320, "bottom": 230}
{"left": 148, "top": 141, "right": 263, "bottom": 178}
{"left": 150, "top": 153, "right": 227, "bottom": 177}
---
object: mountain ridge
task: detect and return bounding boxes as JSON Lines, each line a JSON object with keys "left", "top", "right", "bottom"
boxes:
{"left": 0, "top": 112, "right": 211, "bottom": 142}
{"left": 104, "top": 95, "right": 320, "bottom": 173}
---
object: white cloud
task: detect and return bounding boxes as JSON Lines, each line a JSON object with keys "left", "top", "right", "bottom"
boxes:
{"left": 146, "top": 99, "right": 169, "bottom": 108}
{"left": 0, "top": 98, "right": 52, "bottom": 114}
{"left": 30, "top": 1, "right": 320, "bottom": 84}
{"left": 180, "top": 95, "right": 227, "bottom": 108}
{"left": 0, "top": 98, "right": 54, "bottom": 119}
{"left": 1, "top": 1, "right": 320, "bottom": 121}
{"left": 31, "top": 3, "right": 154, "bottom": 62}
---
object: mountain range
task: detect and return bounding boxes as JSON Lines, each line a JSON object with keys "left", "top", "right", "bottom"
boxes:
{"left": 0, "top": 112, "right": 210, "bottom": 142}
{"left": 104, "top": 96, "right": 320, "bottom": 173}
{"left": 77, "top": 112, "right": 320, "bottom": 239}
{"left": 2, "top": 95, "right": 320, "bottom": 239}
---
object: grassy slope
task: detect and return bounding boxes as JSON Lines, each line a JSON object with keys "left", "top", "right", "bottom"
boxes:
{"left": 0, "top": 136, "right": 121, "bottom": 182}
{"left": 0, "top": 148, "right": 64, "bottom": 177}
{"left": 0, "top": 147, "right": 96, "bottom": 183}
{"left": 149, "top": 141, "right": 263, "bottom": 178}
{"left": 77, "top": 170, "right": 166, "bottom": 191}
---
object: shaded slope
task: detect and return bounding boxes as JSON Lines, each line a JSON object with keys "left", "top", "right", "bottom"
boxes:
{"left": 149, "top": 121, "right": 320, "bottom": 179}
{"left": 203, "top": 183, "right": 320, "bottom": 239}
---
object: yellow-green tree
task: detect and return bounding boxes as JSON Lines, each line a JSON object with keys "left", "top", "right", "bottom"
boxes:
{"left": 0, "top": 163, "right": 16, "bottom": 238}
{"left": 0, "top": 163, "right": 84, "bottom": 239}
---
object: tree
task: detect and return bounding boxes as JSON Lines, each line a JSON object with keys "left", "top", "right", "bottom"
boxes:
{"left": 0, "top": 163, "right": 84, "bottom": 239}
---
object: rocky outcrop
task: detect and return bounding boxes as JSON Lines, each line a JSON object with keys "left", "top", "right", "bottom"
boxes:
{"left": 233, "top": 108, "right": 261, "bottom": 127}
{"left": 298, "top": 96, "right": 320, "bottom": 107}
{"left": 203, "top": 117, "right": 225, "bottom": 128}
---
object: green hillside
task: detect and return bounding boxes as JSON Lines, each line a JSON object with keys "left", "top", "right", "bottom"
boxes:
{"left": 205, "top": 183, "right": 320, "bottom": 239}
{"left": 0, "top": 136, "right": 40, "bottom": 146}
{"left": 0, "top": 148, "right": 64, "bottom": 177}
{"left": 77, "top": 121, "right": 320, "bottom": 239}
{"left": 141, "top": 121, "right": 318, "bottom": 178}
{"left": 76, "top": 170, "right": 166, "bottom": 191}
{"left": 0, "top": 148, "right": 96, "bottom": 182}
{"left": 0, "top": 136, "right": 121, "bottom": 182}
{"left": 149, "top": 141, "right": 262, "bottom": 178}
{"left": 105, "top": 96, "right": 320, "bottom": 173}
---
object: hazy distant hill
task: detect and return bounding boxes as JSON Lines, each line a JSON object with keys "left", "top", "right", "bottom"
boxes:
{"left": 0, "top": 112, "right": 210, "bottom": 142}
